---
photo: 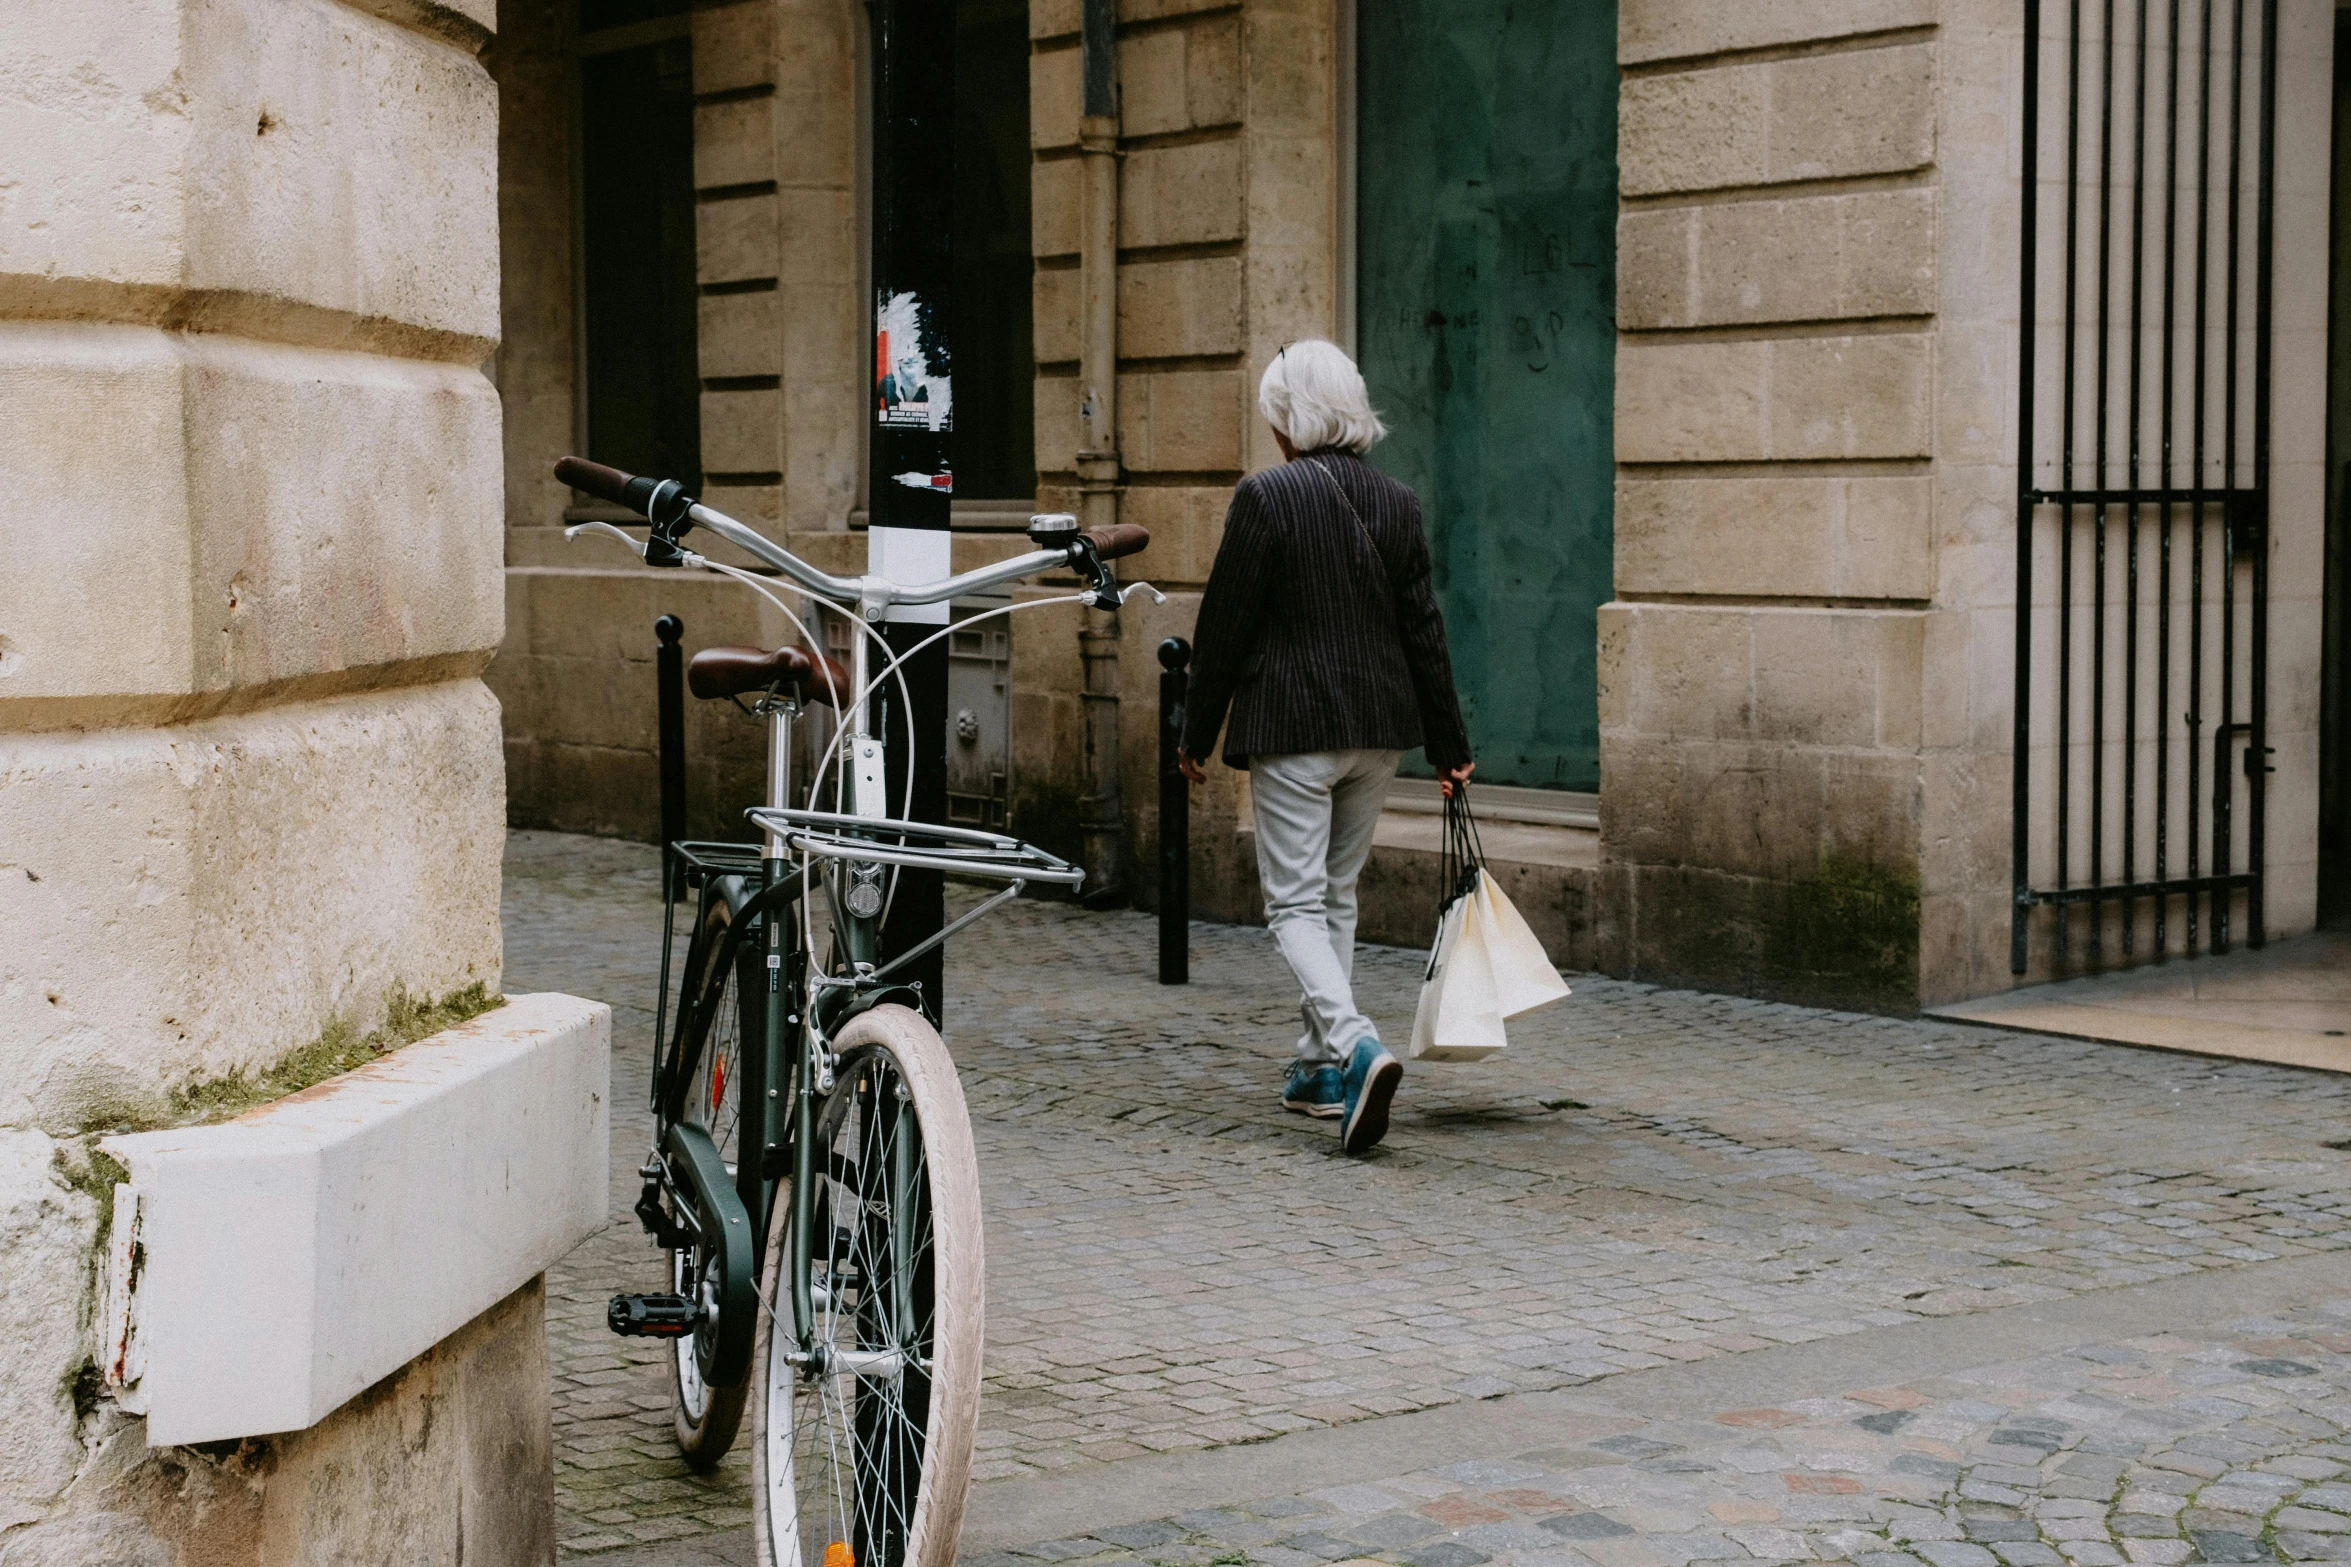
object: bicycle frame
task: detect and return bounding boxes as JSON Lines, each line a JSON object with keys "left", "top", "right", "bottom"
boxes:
{"left": 631, "top": 517, "right": 1087, "bottom": 1387}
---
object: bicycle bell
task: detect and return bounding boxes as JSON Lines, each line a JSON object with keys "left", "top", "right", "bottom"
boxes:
{"left": 1026, "top": 512, "right": 1079, "bottom": 548}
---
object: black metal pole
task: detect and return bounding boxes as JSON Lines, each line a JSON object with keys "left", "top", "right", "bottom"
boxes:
{"left": 868, "top": 0, "right": 954, "bottom": 1021}
{"left": 2013, "top": 0, "right": 2043, "bottom": 974}
{"left": 656, "top": 614, "right": 686, "bottom": 851}
{"left": 1158, "top": 637, "right": 1190, "bottom": 985}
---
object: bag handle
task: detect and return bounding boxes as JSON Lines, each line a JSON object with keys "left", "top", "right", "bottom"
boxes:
{"left": 1439, "top": 781, "right": 1485, "bottom": 914}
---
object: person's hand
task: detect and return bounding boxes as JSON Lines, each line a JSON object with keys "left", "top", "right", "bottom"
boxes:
{"left": 1177, "top": 748, "right": 1206, "bottom": 785}
{"left": 1439, "top": 761, "right": 1475, "bottom": 798}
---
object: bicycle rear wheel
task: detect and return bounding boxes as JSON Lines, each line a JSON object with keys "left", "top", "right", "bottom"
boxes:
{"left": 750, "top": 1004, "right": 983, "bottom": 1567}
{"left": 672, "top": 894, "right": 754, "bottom": 1466}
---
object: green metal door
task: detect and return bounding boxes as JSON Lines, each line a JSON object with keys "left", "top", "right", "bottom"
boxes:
{"left": 1357, "top": 0, "right": 1617, "bottom": 791}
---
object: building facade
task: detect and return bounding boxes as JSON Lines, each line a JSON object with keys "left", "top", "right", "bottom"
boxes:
{"left": 3, "top": 0, "right": 585, "bottom": 1558}
{"left": 490, "top": 0, "right": 2349, "bottom": 1015}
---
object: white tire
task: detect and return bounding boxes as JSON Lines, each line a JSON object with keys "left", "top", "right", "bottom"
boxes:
{"left": 751, "top": 1004, "right": 983, "bottom": 1567}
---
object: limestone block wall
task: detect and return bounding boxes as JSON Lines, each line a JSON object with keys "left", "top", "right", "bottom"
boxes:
{"left": 1602, "top": 1, "right": 1941, "bottom": 1010}
{"left": 1606, "top": 0, "right": 2333, "bottom": 1009}
{"left": 0, "top": 0, "right": 542, "bottom": 1557}
{"left": 1017, "top": 0, "right": 1335, "bottom": 906}
{"left": 493, "top": 0, "right": 865, "bottom": 841}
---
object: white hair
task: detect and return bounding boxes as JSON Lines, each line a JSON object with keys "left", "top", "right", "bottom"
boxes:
{"left": 1258, "top": 339, "right": 1387, "bottom": 455}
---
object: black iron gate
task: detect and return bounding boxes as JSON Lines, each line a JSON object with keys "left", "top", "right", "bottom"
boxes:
{"left": 2012, "top": 0, "right": 2278, "bottom": 973}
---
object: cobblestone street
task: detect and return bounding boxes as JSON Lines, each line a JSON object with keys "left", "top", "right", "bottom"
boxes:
{"left": 502, "top": 832, "right": 2351, "bottom": 1565}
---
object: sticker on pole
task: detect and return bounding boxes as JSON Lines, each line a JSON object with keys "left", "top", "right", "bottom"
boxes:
{"left": 875, "top": 291, "right": 952, "bottom": 433}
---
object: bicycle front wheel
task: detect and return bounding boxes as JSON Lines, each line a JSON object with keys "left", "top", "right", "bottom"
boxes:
{"left": 751, "top": 1004, "right": 983, "bottom": 1567}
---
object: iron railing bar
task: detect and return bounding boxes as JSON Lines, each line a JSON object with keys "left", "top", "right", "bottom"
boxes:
{"left": 2028, "top": 485, "right": 2260, "bottom": 503}
{"left": 2091, "top": 0, "right": 2117, "bottom": 955}
{"left": 2187, "top": 0, "right": 2213, "bottom": 954}
{"left": 2156, "top": 0, "right": 2180, "bottom": 955}
{"left": 2123, "top": 0, "right": 2149, "bottom": 958}
{"left": 2027, "top": 872, "right": 2256, "bottom": 906}
{"left": 2013, "top": 0, "right": 2044, "bottom": 975}
{"left": 2059, "top": 0, "right": 2086, "bottom": 958}
{"left": 2248, "top": 0, "right": 2275, "bottom": 947}
{"left": 2214, "top": 0, "right": 2244, "bottom": 954}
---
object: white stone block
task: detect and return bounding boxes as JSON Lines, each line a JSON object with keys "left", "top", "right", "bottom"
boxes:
{"left": 0, "top": 682, "right": 507, "bottom": 1129}
{"left": 100, "top": 993, "right": 609, "bottom": 1448}
{"left": 0, "top": 0, "right": 500, "bottom": 348}
{"left": 0, "top": 324, "right": 504, "bottom": 716}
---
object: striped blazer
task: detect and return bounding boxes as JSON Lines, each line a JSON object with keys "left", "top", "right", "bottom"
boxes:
{"left": 1180, "top": 451, "right": 1472, "bottom": 771}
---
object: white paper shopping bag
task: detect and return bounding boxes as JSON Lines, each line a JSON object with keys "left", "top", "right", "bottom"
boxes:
{"left": 1467, "top": 869, "right": 1572, "bottom": 1019}
{"left": 1409, "top": 886, "right": 1507, "bottom": 1061}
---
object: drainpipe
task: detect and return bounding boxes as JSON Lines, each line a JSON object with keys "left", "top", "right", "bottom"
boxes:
{"left": 1076, "top": 0, "right": 1125, "bottom": 907}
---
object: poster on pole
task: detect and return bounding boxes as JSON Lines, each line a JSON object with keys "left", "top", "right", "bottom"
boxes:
{"left": 874, "top": 290, "right": 953, "bottom": 434}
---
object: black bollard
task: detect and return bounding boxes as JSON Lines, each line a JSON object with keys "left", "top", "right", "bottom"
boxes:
{"left": 655, "top": 615, "right": 686, "bottom": 852}
{"left": 1158, "top": 636, "right": 1191, "bottom": 984}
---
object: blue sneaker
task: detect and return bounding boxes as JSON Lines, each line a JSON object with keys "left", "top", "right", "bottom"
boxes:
{"left": 1338, "top": 1038, "right": 1402, "bottom": 1155}
{"left": 1281, "top": 1062, "right": 1344, "bottom": 1118}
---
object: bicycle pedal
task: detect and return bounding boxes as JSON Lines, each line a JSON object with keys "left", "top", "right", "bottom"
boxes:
{"left": 608, "top": 1293, "right": 697, "bottom": 1338}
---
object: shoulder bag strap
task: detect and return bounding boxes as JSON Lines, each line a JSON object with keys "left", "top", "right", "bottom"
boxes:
{"left": 1303, "top": 456, "right": 1402, "bottom": 617}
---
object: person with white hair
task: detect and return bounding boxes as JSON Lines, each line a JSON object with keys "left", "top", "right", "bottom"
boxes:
{"left": 1176, "top": 339, "right": 1474, "bottom": 1155}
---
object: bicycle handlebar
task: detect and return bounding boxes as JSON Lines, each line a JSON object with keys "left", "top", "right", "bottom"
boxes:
{"left": 554, "top": 455, "right": 643, "bottom": 511}
{"left": 1084, "top": 523, "right": 1149, "bottom": 561}
{"left": 557, "top": 455, "right": 1153, "bottom": 604}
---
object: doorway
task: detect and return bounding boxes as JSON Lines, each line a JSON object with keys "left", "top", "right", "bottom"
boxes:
{"left": 1353, "top": 0, "right": 1618, "bottom": 792}
{"left": 951, "top": 0, "right": 1036, "bottom": 509}
{"left": 577, "top": 0, "right": 702, "bottom": 490}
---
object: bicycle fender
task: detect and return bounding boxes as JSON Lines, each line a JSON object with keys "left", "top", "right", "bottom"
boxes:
{"left": 822, "top": 981, "right": 928, "bottom": 1034}
{"left": 663, "top": 1122, "right": 759, "bottom": 1389}
{"left": 713, "top": 867, "right": 810, "bottom": 925}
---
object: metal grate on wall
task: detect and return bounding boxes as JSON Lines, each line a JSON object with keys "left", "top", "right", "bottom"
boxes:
{"left": 2012, "top": 0, "right": 2279, "bottom": 973}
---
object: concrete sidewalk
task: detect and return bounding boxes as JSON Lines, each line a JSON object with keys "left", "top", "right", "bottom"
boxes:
{"left": 1930, "top": 932, "right": 2351, "bottom": 1075}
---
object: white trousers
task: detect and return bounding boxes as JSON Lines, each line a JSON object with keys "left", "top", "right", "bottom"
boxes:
{"left": 1249, "top": 748, "right": 1403, "bottom": 1064}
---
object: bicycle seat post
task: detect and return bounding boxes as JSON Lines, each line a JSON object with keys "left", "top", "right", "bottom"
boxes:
{"left": 762, "top": 697, "right": 796, "bottom": 860}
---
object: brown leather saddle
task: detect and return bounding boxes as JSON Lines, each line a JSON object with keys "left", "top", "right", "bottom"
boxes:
{"left": 685, "top": 645, "right": 853, "bottom": 706}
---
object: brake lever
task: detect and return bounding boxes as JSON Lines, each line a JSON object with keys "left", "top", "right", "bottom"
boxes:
{"left": 1069, "top": 538, "right": 1122, "bottom": 606}
{"left": 565, "top": 520, "right": 649, "bottom": 560}
{"left": 643, "top": 479, "right": 696, "bottom": 567}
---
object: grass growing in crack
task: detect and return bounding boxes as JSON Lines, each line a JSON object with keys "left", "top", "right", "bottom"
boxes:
{"left": 80, "top": 983, "right": 507, "bottom": 1140}
{"left": 164, "top": 983, "right": 504, "bottom": 1128}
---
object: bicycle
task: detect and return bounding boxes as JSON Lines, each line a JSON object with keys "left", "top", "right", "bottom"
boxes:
{"left": 557, "top": 454, "right": 1153, "bottom": 1567}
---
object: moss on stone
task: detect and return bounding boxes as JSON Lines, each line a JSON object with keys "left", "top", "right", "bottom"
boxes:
{"left": 164, "top": 983, "right": 504, "bottom": 1129}
{"left": 1758, "top": 855, "right": 1921, "bottom": 1011}
{"left": 52, "top": 1141, "right": 129, "bottom": 1250}
{"left": 80, "top": 982, "right": 507, "bottom": 1144}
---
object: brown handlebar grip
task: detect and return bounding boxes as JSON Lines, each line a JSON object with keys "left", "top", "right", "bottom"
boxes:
{"left": 1084, "top": 523, "right": 1150, "bottom": 561}
{"left": 555, "top": 455, "right": 638, "bottom": 510}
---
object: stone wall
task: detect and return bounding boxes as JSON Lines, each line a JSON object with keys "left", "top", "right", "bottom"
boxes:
{"left": 0, "top": 1281, "right": 552, "bottom": 1567}
{"left": 0, "top": 0, "right": 546, "bottom": 1557}
{"left": 493, "top": 0, "right": 859, "bottom": 841}
{"left": 1016, "top": 0, "right": 1337, "bottom": 913}
{"left": 1604, "top": 0, "right": 2333, "bottom": 1009}
{"left": 1599, "top": 1, "right": 1942, "bottom": 1011}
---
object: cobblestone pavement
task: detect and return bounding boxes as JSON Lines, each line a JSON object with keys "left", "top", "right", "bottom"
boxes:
{"left": 502, "top": 831, "right": 2351, "bottom": 1562}
{"left": 965, "top": 1287, "right": 2351, "bottom": 1567}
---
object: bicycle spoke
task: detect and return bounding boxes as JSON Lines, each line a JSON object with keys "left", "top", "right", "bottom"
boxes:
{"left": 777, "top": 1048, "right": 936, "bottom": 1567}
